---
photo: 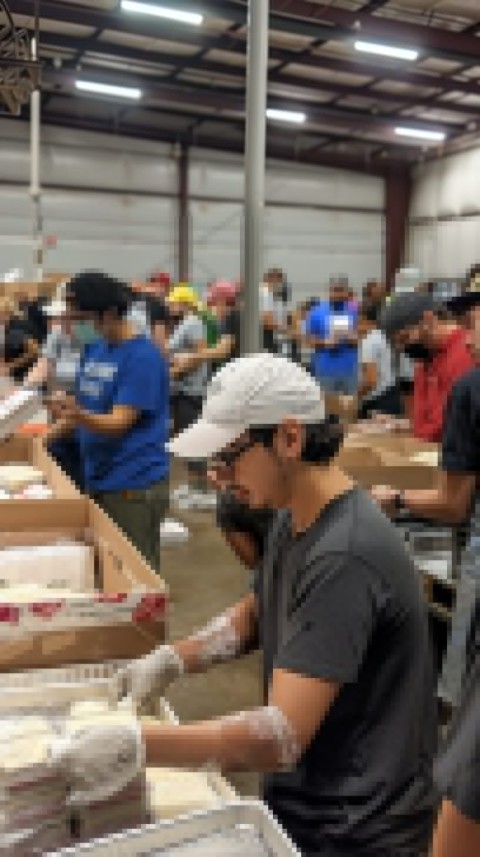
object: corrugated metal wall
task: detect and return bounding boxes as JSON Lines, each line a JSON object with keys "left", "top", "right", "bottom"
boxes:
{"left": 0, "top": 120, "right": 385, "bottom": 299}
{"left": 408, "top": 147, "right": 480, "bottom": 278}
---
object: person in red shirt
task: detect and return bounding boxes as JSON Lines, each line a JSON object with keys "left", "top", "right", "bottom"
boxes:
{"left": 380, "top": 292, "right": 473, "bottom": 442}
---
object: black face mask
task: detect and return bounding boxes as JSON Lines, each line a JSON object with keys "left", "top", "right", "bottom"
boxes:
{"left": 331, "top": 300, "right": 346, "bottom": 311}
{"left": 403, "top": 343, "right": 434, "bottom": 362}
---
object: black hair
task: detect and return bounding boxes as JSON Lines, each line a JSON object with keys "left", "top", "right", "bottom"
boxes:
{"left": 66, "top": 270, "right": 130, "bottom": 317}
{"left": 359, "top": 304, "right": 378, "bottom": 324}
{"left": 249, "top": 416, "right": 344, "bottom": 465}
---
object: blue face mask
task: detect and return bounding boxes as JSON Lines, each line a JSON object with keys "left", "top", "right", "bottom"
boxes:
{"left": 331, "top": 300, "right": 346, "bottom": 311}
{"left": 72, "top": 320, "right": 98, "bottom": 346}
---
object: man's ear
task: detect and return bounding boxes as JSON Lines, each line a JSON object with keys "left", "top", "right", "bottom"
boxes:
{"left": 276, "top": 419, "right": 303, "bottom": 460}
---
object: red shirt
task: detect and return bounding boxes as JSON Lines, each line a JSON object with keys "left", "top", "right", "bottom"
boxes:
{"left": 413, "top": 328, "right": 474, "bottom": 442}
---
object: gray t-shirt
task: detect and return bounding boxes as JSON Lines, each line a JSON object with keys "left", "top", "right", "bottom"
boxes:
{"left": 360, "top": 328, "right": 394, "bottom": 401}
{"left": 169, "top": 312, "right": 207, "bottom": 397}
{"left": 42, "top": 328, "right": 81, "bottom": 393}
{"left": 258, "top": 488, "right": 436, "bottom": 856}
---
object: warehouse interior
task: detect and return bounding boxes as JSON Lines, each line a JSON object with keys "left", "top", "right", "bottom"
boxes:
{"left": 1, "top": 1, "right": 480, "bottom": 855}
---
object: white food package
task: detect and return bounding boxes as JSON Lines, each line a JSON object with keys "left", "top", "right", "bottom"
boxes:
{"left": 0, "top": 464, "right": 45, "bottom": 492}
{"left": 0, "top": 543, "right": 95, "bottom": 592}
{"left": 146, "top": 768, "right": 219, "bottom": 819}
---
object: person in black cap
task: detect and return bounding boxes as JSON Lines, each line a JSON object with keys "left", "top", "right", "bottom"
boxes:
{"left": 50, "top": 270, "right": 170, "bottom": 572}
{"left": 373, "top": 282, "right": 480, "bottom": 855}
{"left": 380, "top": 291, "right": 473, "bottom": 442}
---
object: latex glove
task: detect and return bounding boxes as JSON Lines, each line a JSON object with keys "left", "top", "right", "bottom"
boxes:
{"left": 50, "top": 723, "right": 142, "bottom": 806}
{"left": 112, "top": 645, "right": 184, "bottom": 713}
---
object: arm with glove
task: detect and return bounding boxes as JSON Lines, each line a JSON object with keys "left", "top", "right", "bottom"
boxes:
{"left": 114, "top": 593, "right": 258, "bottom": 713}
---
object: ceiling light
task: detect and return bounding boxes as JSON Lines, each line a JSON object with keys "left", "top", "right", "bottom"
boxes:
{"left": 121, "top": 1, "right": 203, "bottom": 25}
{"left": 75, "top": 80, "right": 142, "bottom": 100}
{"left": 354, "top": 40, "right": 418, "bottom": 61}
{"left": 394, "top": 126, "right": 446, "bottom": 142}
{"left": 266, "top": 108, "right": 306, "bottom": 124}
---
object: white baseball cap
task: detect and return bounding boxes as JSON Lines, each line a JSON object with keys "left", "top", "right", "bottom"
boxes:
{"left": 169, "top": 353, "right": 326, "bottom": 459}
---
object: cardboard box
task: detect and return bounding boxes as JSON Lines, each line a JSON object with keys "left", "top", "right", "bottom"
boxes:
{"left": 0, "top": 498, "right": 168, "bottom": 670}
{"left": 338, "top": 435, "right": 439, "bottom": 490}
{"left": 0, "top": 435, "right": 80, "bottom": 502}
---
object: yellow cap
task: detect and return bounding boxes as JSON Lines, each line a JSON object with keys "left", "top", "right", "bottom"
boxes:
{"left": 167, "top": 284, "right": 199, "bottom": 309}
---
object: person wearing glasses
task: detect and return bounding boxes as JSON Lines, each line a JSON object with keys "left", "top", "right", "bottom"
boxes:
{"left": 50, "top": 354, "right": 435, "bottom": 857}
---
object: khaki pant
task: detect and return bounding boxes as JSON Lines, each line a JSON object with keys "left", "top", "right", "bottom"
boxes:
{"left": 95, "top": 479, "right": 169, "bottom": 573}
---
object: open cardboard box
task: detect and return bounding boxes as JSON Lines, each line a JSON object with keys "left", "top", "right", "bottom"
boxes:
{"left": 0, "top": 435, "right": 80, "bottom": 503}
{"left": 0, "top": 498, "right": 168, "bottom": 670}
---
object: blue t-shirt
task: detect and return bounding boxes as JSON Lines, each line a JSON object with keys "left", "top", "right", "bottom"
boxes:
{"left": 306, "top": 301, "right": 358, "bottom": 379}
{"left": 76, "top": 336, "right": 169, "bottom": 492}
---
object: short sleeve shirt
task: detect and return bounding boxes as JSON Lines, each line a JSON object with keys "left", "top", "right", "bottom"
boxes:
{"left": 413, "top": 328, "right": 474, "bottom": 443}
{"left": 306, "top": 301, "right": 358, "bottom": 380}
{"left": 441, "top": 367, "right": 480, "bottom": 475}
{"left": 218, "top": 309, "right": 241, "bottom": 361}
{"left": 259, "top": 488, "right": 436, "bottom": 856}
{"left": 360, "top": 329, "right": 394, "bottom": 400}
{"left": 76, "top": 335, "right": 169, "bottom": 492}
{"left": 168, "top": 312, "right": 207, "bottom": 397}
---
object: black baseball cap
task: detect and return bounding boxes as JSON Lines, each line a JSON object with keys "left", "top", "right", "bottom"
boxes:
{"left": 447, "top": 276, "right": 480, "bottom": 313}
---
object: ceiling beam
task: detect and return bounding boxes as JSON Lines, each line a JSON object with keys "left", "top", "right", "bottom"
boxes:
{"left": 36, "top": 31, "right": 480, "bottom": 123}
{"left": 267, "top": 0, "right": 480, "bottom": 64}
{"left": 12, "top": 0, "right": 480, "bottom": 97}
{"left": 43, "top": 65, "right": 465, "bottom": 143}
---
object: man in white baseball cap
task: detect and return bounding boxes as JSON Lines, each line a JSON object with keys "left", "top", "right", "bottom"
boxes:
{"left": 52, "top": 354, "right": 435, "bottom": 857}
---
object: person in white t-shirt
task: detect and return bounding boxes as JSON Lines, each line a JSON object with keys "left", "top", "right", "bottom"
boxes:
{"left": 357, "top": 304, "right": 400, "bottom": 418}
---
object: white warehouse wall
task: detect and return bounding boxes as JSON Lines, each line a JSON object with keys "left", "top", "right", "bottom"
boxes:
{"left": 407, "top": 147, "right": 480, "bottom": 279}
{"left": 0, "top": 119, "right": 385, "bottom": 300}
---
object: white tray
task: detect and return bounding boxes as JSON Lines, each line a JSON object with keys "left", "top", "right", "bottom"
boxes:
{"left": 49, "top": 801, "right": 301, "bottom": 856}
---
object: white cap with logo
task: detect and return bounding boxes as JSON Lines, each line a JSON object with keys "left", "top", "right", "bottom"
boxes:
{"left": 169, "top": 353, "right": 326, "bottom": 459}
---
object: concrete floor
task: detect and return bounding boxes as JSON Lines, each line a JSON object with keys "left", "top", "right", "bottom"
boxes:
{"left": 159, "top": 496, "right": 262, "bottom": 797}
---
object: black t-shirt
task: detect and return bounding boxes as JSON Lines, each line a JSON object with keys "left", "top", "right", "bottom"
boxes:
{"left": 441, "top": 367, "right": 480, "bottom": 475}
{"left": 258, "top": 488, "right": 436, "bottom": 856}
{"left": 144, "top": 294, "right": 168, "bottom": 327}
{"left": 219, "top": 308, "right": 241, "bottom": 361}
{"left": 216, "top": 491, "right": 274, "bottom": 562}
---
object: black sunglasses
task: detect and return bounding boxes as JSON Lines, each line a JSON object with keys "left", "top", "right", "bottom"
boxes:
{"left": 211, "top": 435, "right": 257, "bottom": 470}
{"left": 211, "top": 426, "right": 277, "bottom": 470}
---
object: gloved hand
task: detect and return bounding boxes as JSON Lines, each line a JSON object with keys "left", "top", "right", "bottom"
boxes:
{"left": 112, "top": 644, "right": 184, "bottom": 713}
{"left": 50, "top": 723, "right": 142, "bottom": 806}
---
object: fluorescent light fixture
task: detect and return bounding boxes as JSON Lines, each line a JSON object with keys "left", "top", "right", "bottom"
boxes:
{"left": 75, "top": 80, "right": 142, "bottom": 100}
{"left": 354, "top": 40, "right": 418, "bottom": 61}
{"left": 395, "top": 126, "right": 446, "bottom": 142}
{"left": 266, "top": 108, "right": 306, "bottom": 124}
{"left": 121, "top": 0, "right": 203, "bottom": 25}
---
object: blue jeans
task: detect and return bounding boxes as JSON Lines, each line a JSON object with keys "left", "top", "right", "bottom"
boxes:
{"left": 317, "top": 373, "right": 358, "bottom": 395}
